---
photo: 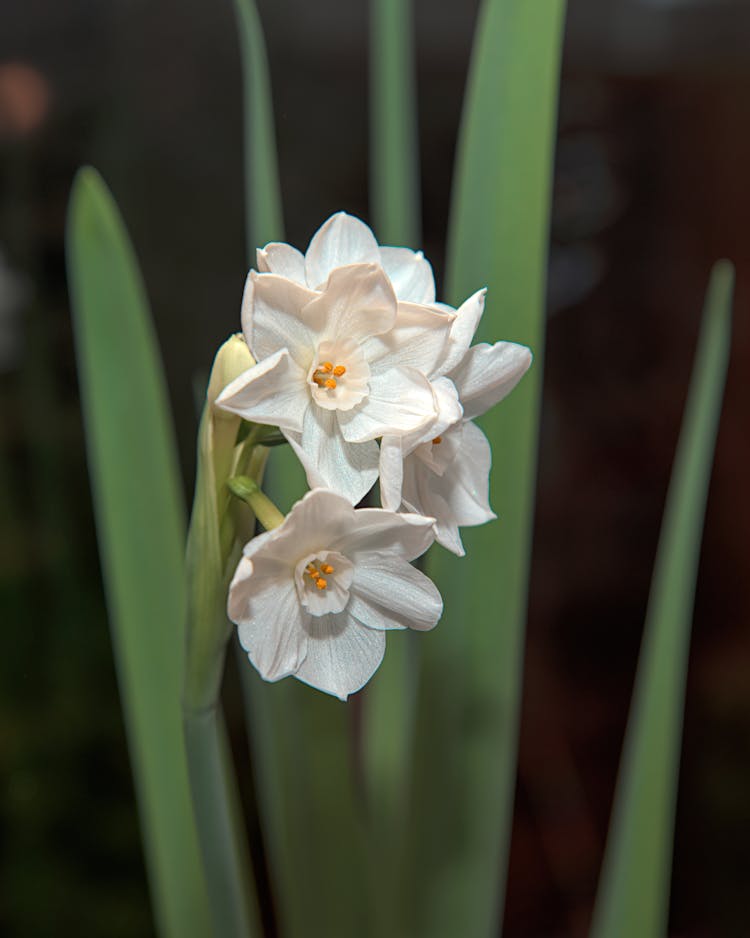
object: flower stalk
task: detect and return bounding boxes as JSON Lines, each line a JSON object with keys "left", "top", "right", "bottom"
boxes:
{"left": 227, "top": 474, "right": 285, "bottom": 531}
{"left": 182, "top": 336, "right": 264, "bottom": 938}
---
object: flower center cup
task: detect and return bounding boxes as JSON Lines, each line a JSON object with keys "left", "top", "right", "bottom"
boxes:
{"left": 307, "top": 337, "right": 370, "bottom": 412}
{"left": 294, "top": 549, "right": 354, "bottom": 615}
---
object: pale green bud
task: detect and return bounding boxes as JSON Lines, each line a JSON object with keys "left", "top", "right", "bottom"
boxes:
{"left": 206, "top": 333, "right": 255, "bottom": 414}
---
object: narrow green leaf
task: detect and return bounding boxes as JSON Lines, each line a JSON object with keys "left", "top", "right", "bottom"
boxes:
{"left": 231, "top": 6, "right": 370, "bottom": 936}
{"left": 362, "top": 0, "right": 421, "bottom": 912}
{"left": 66, "top": 167, "right": 211, "bottom": 938}
{"left": 590, "top": 261, "right": 734, "bottom": 938}
{"left": 233, "top": 0, "right": 284, "bottom": 256}
{"left": 406, "top": 3, "right": 566, "bottom": 936}
{"left": 369, "top": 0, "right": 420, "bottom": 246}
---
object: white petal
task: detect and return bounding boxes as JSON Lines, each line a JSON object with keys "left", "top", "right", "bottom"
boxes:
{"left": 237, "top": 489, "right": 354, "bottom": 575}
{"left": 228, "top": 559, "right": 309, "bottom": 682}
{"left": 303, "top": 263, "right": 396, "bottom": 343}
{"left": 256, "top": 243, "right": 307, "bottom": 284}
{"left": 293, "top": 407, "right": 379, "bottom": 504}
{"left": 294, "top": 614, "right": 385, "bottom": 700}
{"left": 348, "top": 559, "right": 442, "bottom": 631}
{"left": 377, "top": 436, "right": 404, "bottom": 511}
{"left": 400, "top": 460, "right": 466, "bottom": 557}
{"left": 378, "top": 246, "right": 436, "bottom": 304}
{"left": 241, "top": 271, "right": 319, "bottom": 368}
{"left": 281, "top": 488, "right": 356, "bottom": 551}
{"left": 215, "top": 348, "right": 309, "bottom": 432}
{"left": 337, "top": 366, "right": 436, "bottom": 443}
{"left": 335, "top": 509, "right": 435, "bottom": 562}
{"left": 362, "top": 301, "right": 454, "bottom": 378}
{"left": 451, "top": 341, "right": 532, "bottom": 420}
{"left": 305, "top": 212, "right": 381, "bottom": 289}
{"left": 378, "top": 378, "right": 463, "bottom": 506}
{"left": 438, "top": 289, "right": 487, "bottom": 375}
{"left": 377, "top": 379, "right": 461, "bottom": 510}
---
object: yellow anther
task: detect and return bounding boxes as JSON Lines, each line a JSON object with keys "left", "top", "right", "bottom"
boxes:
{"left": 306, "top": 564, "right": 320, "bottom": 578}
{"left": 324, "top": 378, "right": 337, "bottom": 389}
{"left": 312, "top": 374, "right": 326, "bottom": 386}
{"left": 432, "top": 435, "right": 443, "bottom": 445}
{"left": 333, "top": 365, "right": 346, "bottom": 377}
{"left": 320, "top": 563, "right": 334, "bottom": 574}
{"left": 315, "top": 577, "right": 327, "bottom": 590}
{"left": 320, "top": 361, "right": 333, "bottom": 373}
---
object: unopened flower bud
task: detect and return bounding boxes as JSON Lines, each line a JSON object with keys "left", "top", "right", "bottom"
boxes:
{"left": 206, "top": 333, "right": 255, "bottom": 415}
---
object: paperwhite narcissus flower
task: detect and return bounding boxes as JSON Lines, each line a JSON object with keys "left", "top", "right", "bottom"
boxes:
{"left": 255, "top": 211, "right": 437, "bottom": 305}
{"left": 216, "top": 262, "right": 453, "bottom": 505}
{"left": 228, "top": 489, "right": 442, "bottom": 700}
{"left": 380, "top": 290, "right": 533, "bottom": 556}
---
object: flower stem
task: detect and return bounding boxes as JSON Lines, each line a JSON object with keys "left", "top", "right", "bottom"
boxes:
{"left": 183, "top": 705, "right": 258, "bottom": 938}
{"left": 227, "top": 474, "right": 285, "bottom": 531}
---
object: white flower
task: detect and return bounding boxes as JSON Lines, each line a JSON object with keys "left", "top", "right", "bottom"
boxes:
{"left": 380, "top": 290, "right": 533, "bottom": 555}
{"left": 227, "top": 489, "right": 442, "bottom": 700}
{"left": 216, "top": 261, "right": 454, "bottom": 505}
{"left": 256, "top": 210, "right": 437, "bottom": 305}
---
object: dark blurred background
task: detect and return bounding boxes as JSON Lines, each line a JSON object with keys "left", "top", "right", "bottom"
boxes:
{"left": 1, "top": 1, "right": 748, "bottom": 935}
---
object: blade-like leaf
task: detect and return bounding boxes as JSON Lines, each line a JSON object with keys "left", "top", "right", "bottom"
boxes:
{"left": 406, "top": 2, "right": 566, "bottom": 935}
{"left": 590, "top": 261, "right": 734, "bottom": 938}
{"left": 231, "top": 5, "right": 370, "bottom": 935}
{"left": 362, "top": 0, "right": 421, "bottom": 912}
{"left": 369, "top": 0, "right": 420, "bottom": 247}
{"left": 233, "top": 0, "right": 284, "bottom": 257}
{"left": 66, "top": 167, "right": 211, "bottom": 938}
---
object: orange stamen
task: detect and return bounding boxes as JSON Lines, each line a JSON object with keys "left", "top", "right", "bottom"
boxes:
{"left": 315, "top": 577, "right": 327, "bottom": 590}
{"left": 333, "top": 365, "right": 346, "bottom": 377}
{"left": 324, "top": 378, "right": 337, "bottom": 389}
{"left": 432, "top": 436, "right": 442, "bottom": 445}
{"left": 320, "top": 362, "right": 333, "bottom": 373}
{"left": 320, "top": 563, "right": 334, "bottom": 574}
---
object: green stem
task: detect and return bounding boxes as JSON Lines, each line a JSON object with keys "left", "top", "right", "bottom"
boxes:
{"left": 228, "top": 475, "right": 285, "bottom": 531}
{"left": 183, "top": 706, "right": 257, "bottom": 938}
{"left": 182, "top": 415, "right": 269, "bottom": 937}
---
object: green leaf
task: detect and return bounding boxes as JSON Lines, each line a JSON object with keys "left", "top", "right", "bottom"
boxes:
{"left": 368, "top": 0, "right": 420, "bottom": 246}
{"left": 405, "top": 2, "right": 566, "bottom": 935}
{"left": 233, "top": 0, "right": 284, "bottom": 257}
{"left": 362, "top": 0, "right": 421, "bottom": 922}
{"left": 66, "top": 167, "right": 211, "bottom": 938}
{"left": 590, "top": 261, "right": 734, "bottom": 938}
{"left": 231, "top": 5, "right": 370, "bottom": 936}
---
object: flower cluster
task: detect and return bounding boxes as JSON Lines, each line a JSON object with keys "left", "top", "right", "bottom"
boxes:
{"left": 219, "top": 213, "right": 531, "bottom": 699}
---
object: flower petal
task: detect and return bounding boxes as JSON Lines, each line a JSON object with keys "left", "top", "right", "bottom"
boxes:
{"left": 450, "top": 341, "right": 533, "bottom": 420}
{"left": 241, "top": 271, "right": 319, "bottom": 367}
{"left": 215, "top": 347, "right": 309, "bottom": 432}
{"left": 437, "top": 288, "right": 487, "bottom": 375}
{"left": 256, "top": 243, "right": 307, "bottom": 283}
{"left": 378, "top": 378, "right": 462, "bottom": 509}
{"left": 335, "top": 509, "right": 435, "bottom": 562}
{"left": 362, "top": 301, "right": 454, "bottom": 377}
{"left": 377, "top": 436, "right": 404, "bottom": 512}
{"left": 348, "top": 558, "right": 443, "bottom": 631}
{"left": 229, "top": 559, "right": 309, "bottom": 682}
{"left": 337, "top": 366, "right": 436, "bottom": 443}
{"left": 302, "top": 263, "right": 396, "bottom": 343}
{"left": 305, "top": 212, "right": 381, "bottom": 288}
{"left": 378, "top": 246, "right": 436, "bottom": 304}
{"left": 294, "top": 614, "right": 385, "bottom": 700}
{"left": 402, "top": 420, "right": 496, "bottom": 556}
{"left": 291, "top": 407, "right": 379, "bottom": 504}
